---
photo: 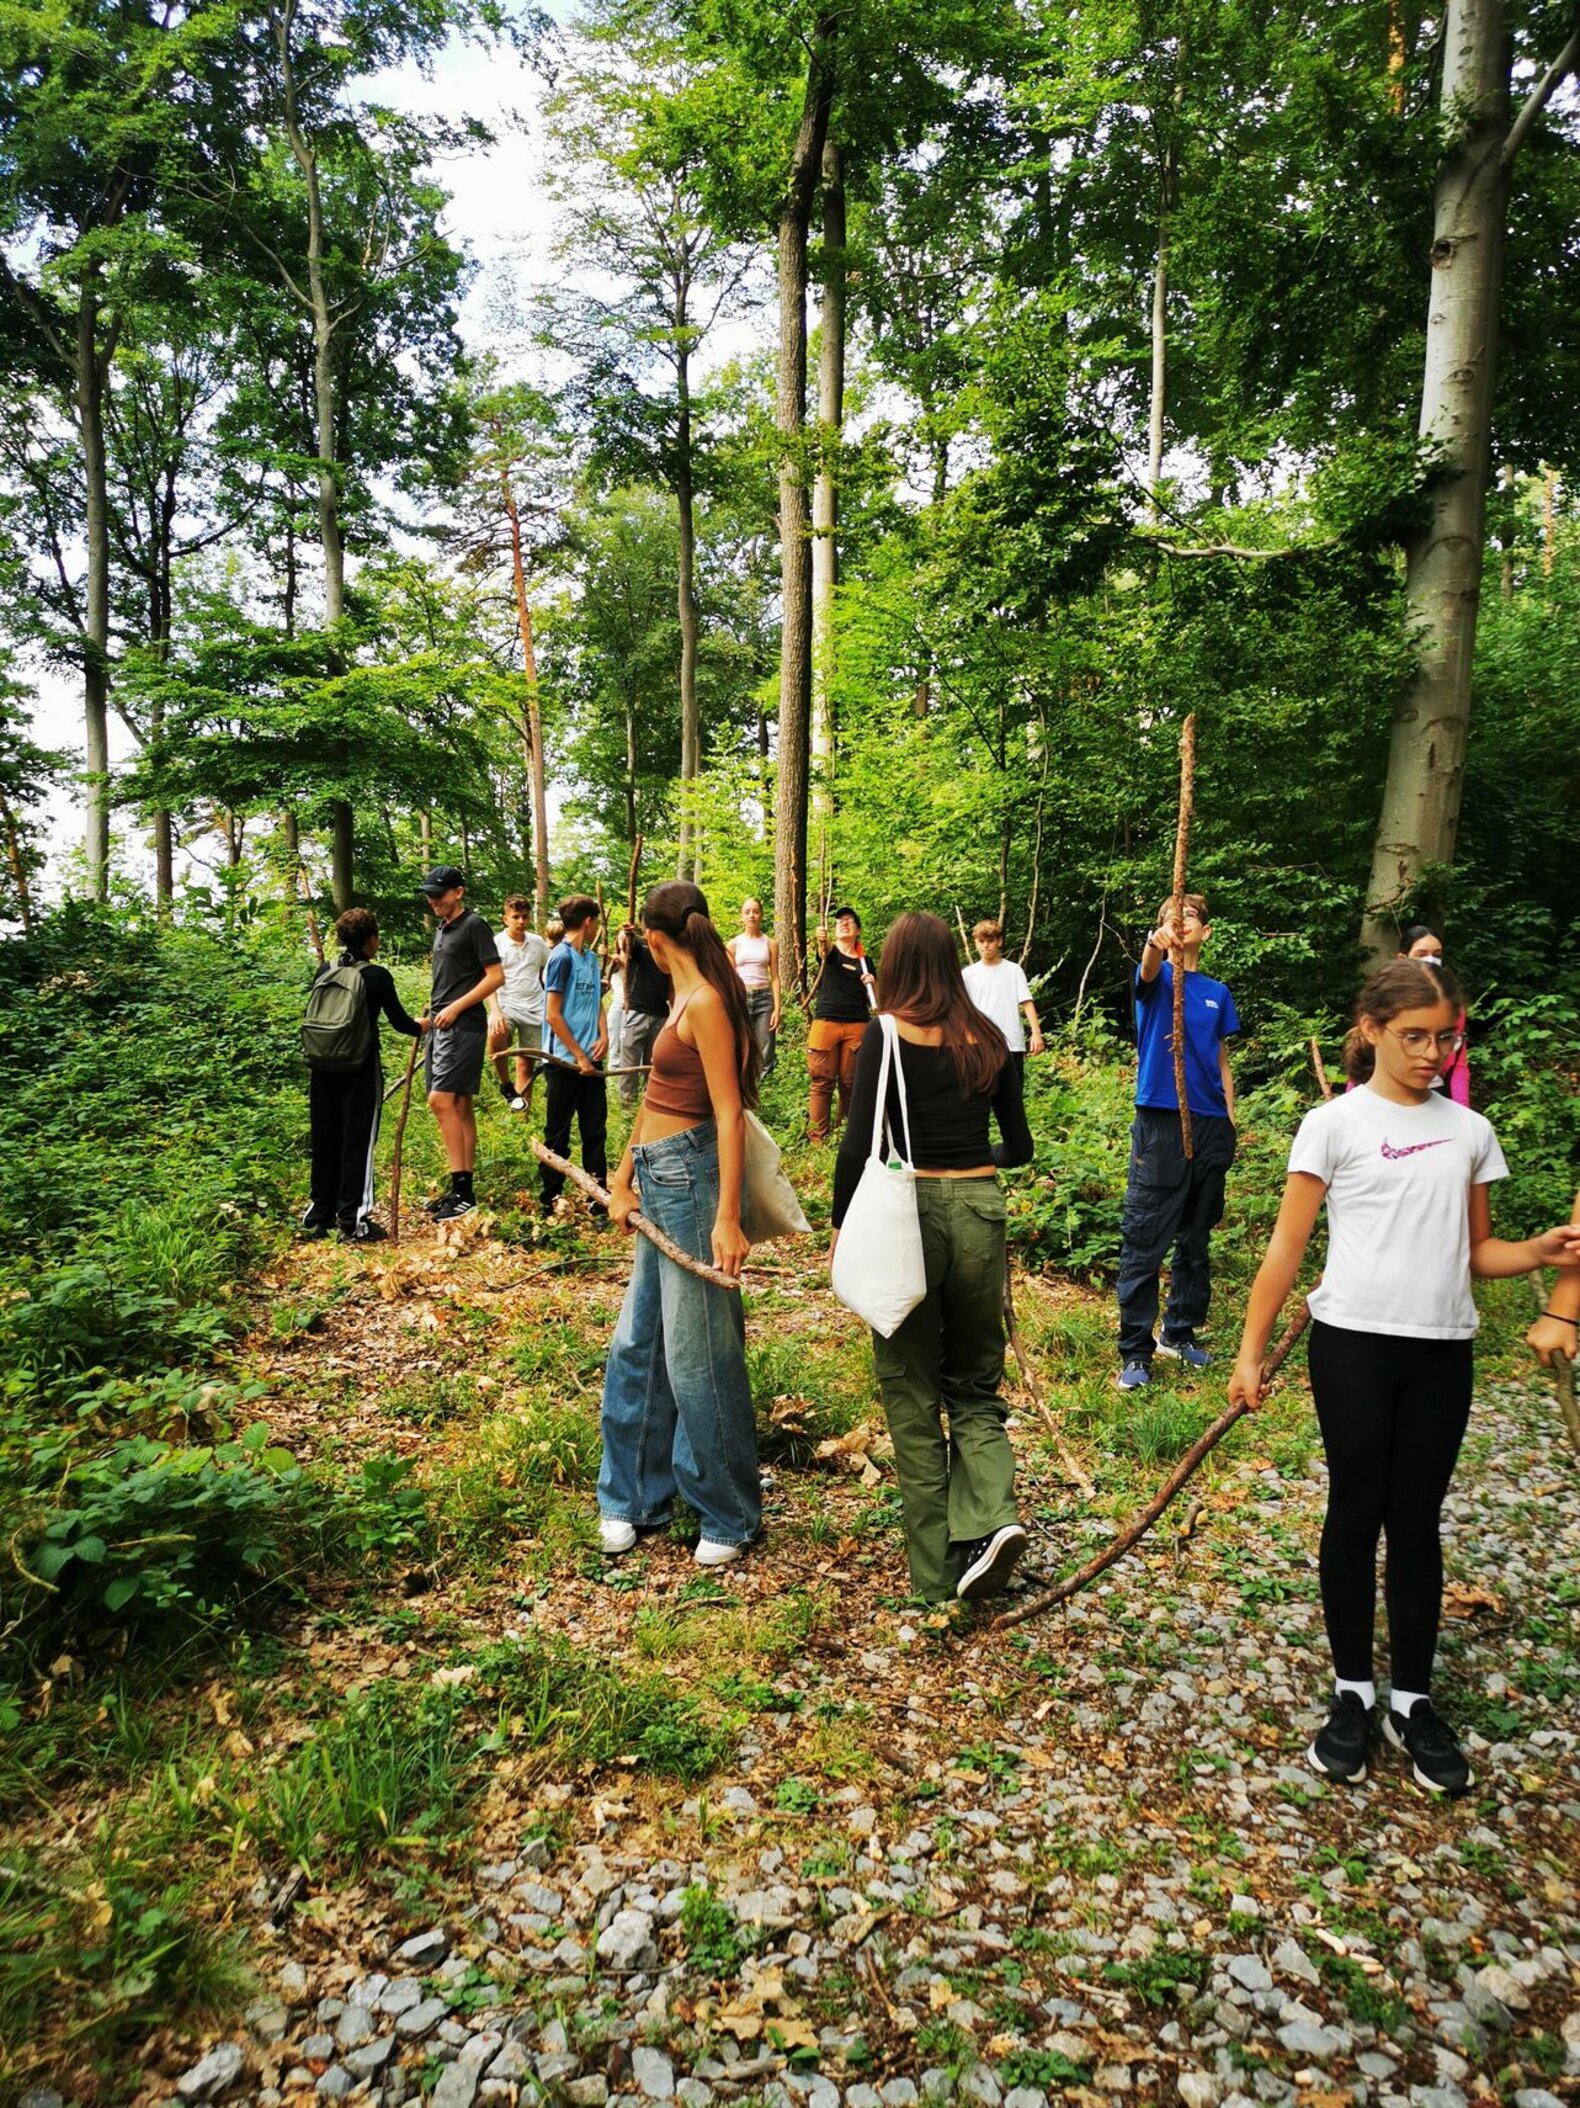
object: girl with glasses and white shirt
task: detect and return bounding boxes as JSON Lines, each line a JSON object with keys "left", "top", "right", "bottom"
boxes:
{"left": 1228, "top": 960, "right": 1580, "bottom": 1798}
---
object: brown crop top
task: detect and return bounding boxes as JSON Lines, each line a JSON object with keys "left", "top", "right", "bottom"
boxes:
{"left": 643, "top": 998, "right": 712, "bottom": 1122}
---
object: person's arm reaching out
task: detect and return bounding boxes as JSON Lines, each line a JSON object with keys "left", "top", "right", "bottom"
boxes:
{"left": 1227, "top": 1173, "right": 1326, "bottom": 1411}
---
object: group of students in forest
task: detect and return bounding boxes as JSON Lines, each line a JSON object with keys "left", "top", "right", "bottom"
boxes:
{"left": 302, "top": 876, "right": 1580, "bottom": 1801}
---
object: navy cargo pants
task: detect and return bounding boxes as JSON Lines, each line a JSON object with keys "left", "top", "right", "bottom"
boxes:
{"left": 1115, "top": 1108, "right": 1237, "bottom": 1363}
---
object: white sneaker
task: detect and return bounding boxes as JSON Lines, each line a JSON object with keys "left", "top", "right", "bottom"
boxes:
{"left": 599, "top": 1518, "right": 636, "bottom": 1555}
{"left": 693, "top": 1538, "right": 743, "bottom": 1567}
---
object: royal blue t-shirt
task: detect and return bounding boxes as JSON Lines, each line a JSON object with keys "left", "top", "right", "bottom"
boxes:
{"left": 544, "top": 940, "right": 604, "bottom": 1064}
{"left": 1133, "top": 962, "right": 1239, "bottom": 1118}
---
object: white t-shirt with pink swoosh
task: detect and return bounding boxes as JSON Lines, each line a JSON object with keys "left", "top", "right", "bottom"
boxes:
{"left": 1288, "top": 1083, "right": 1508, "bottom": 1340}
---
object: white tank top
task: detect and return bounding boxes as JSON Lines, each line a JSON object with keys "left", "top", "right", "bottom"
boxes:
{"left": 733, "top": 934, "right": 771, "bottom": 990}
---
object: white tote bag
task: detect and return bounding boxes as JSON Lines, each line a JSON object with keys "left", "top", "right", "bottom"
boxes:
{"left": 741, "top": 1110, "right": 812, "bottom": 1243}
{"left": 830, "top": 1015, "right": 927, "bottom": 1337}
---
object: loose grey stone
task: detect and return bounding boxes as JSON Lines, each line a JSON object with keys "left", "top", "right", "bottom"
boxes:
{"left": 378, "top": 1980, "right": 423, "bottom": 2018}
{"left": 959, "top": 2074, "right": 1002, "bottom": 2108}
{"left": 19, "top": 2091, "right": 66, "bottom": 2108}
{"left": 847, "top": 2090, "right": 883, "bottom": 2108}
{"left": 301, "top": 2037, "right": 336, "bottom": 2064}
{"left": 336, "top": 2008, "right": 376, "bottom": 2050}
{"left": 394, "top": 1930, "right": 449, "bottom": 1968}
{"left": 345, "top": 2038, "right": 398, "bottom": 2080}
{"left": 432, "top": 2034, "right": 501, "bottom": 2108}
{"left": 516, "top": 1882, "right": 565, "bottom": 1917}
{"left": 719, "top": 1787, "right": 758, "bottom": 1818}
{"left": 919, "top": 2073, "right": 955, "bottom": 2103}
{"left": 395, "top": 1998, "right": 449, "bottom": 2040}
{"left": 1178, "top": 2077, "right": 1223, "bottom": 2108}
{"left": 596, "top": 1909, "right": 658, "bottom": 1973}
{"left": 178, "top": 2045, "right": 247, "bottom": 2102}
{"left": 1227, "top": 1958, "right": 1272, "bottom": 1994}
{"left": 486, "top": 2044, "right": 531, "bottom": 2083}
{"left": 278, "top": 1963, "right": 310, "bottom": 2002}
{"left": 1459, "top": 1975, "right": 1512, "bottom": 2031}
{"left": 880, "top": 2083, "right": 918, "bottom": 2108}
{"left": 1409, "top": 2091, "right": 1468, "bottom": 2108}
{"left": 1474, "top": 1964, "right": 1529, "bottom": 2013}
{"left": 246, "top": 2000, "right": 291, "bottom": 2045}
{"left": 1003, "top": 2092, "right": 1048, "bottom": 2108}
{"left": 1275, "top": 2021, "right": 1347, "bottom": 2061}
{"left": 538, "top": 2053, "right": 582, "bottom": 2084}
{"left": 1270, "top": 1941, "right": 1320, "bottom": 1990}
{"left": 315, "top": 2072, "right": 353, "bottom": 2101}
{"left": 567, "top": 2085, "right": 610, "bottom": 2108}
{"left": 675, "top": 2084, "right": 713, "bottom": 2108}
{"left": 1512, "top": 2094, "right": 1565, "bottom": 2108}
{"left": 632, "top": 2050, "right": 675, "bottom": 2100}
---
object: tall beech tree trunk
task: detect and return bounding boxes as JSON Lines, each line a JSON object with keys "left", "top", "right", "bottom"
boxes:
{"left": 676, "top": 311, "right": 701, "bottom": 881}
{"left": 1146, "top": 60, "right": 1183, "bottom": 515}
{"left": 503, "top": 474, "right": 551, "bottom": 925}
{"left": 810, "top": 139, "right": 845, "bottom": 871}
{"left": 772, "top": 26, "right": 835, "bottom": 993}
{"left": 78, "top": 284, "right": 113, "bottom": 899}
{"left": 1360, "top": 0, "right": 1577, "bottom": 958}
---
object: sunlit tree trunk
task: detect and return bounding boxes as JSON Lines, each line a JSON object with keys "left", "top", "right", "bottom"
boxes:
{"left": 810, "top": 139, "right": 844, "bottom": 873}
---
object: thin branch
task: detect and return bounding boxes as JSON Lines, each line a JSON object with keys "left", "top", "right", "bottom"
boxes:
{"left": 1502, "top": 26, "right": 1580, "bottom": 167}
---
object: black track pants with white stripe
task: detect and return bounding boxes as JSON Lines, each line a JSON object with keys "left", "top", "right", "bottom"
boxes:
{"left": 308, "top": 1060, "right": 382, "bottom": 1230}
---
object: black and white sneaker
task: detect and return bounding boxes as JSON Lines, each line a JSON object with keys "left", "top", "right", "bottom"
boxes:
{"left": 431, "top": 1193, "right": 476, "bottom": 1222}
{"left": 341, "top": 1218, "right": 388, "bottom": 1244}
{"left": 956, "top": 1524, "right": 1029, "bottom": 1601}
{"left": 1307, "top": 1689, "right": 1373, "bottom": 1785}
{"left": 420, "top": 1193, "right": 448, "bottom": 1215}
{"left": 1384, "top": 1701, "right": 1473, "bottom": 1796}
{"left": 300, "top": 1206, "right": 334, "bottom": 1238}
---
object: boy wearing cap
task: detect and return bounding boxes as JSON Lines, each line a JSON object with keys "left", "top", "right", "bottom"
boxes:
{"left": 419, "top": 866, "right": 504, "bottom": 1220}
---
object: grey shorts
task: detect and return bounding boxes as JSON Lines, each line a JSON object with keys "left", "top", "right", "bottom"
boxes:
{"left": 501, "top": 1013, "right": 543, "bottom": 1055}
{"left": 426, "top": 1023, "right": 486, "bottom": 1097}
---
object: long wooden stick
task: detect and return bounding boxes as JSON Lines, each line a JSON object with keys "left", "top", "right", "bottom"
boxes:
{"left": 1002, "top": 1268, "right": 1096, "bottom": 1497}
{"left": 626, "top": 832, "right": 643, "bottom": 929}
{"left": 387, "top": 1035, "right": 421, "bottom": 1246}
{"left": 381, "top": 1051, "right": 653, "bottom": 1103}
{"left": 530, "top": 1141, "right": 741, "bottom": 1291}
{"left": 992, "top": 1294, "right": 1312, "bottom": 1631}
{"left": 954, "top": 903, "right": 973, "bottom": 966}
{"left": 1170, "top": 714, "right": 1197, "bottom": 1158}
{"left": 1525, "top": 1274, "right": 1580, "bottom": 1458}
{"left": 1309, "top": 1037, "right": 1334, "bottom": 1101}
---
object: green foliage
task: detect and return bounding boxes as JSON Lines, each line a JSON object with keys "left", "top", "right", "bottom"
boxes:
{"left": 680, "top": 1882, "right": 745, "bottom": 1975}
{"left": 1100, "top": 1947, "right": 1210, "bottom": 2006}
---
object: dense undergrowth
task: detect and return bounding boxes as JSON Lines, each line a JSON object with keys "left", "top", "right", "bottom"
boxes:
{"left": 0, "top": 905, "right": 1574, "bottom": 2098}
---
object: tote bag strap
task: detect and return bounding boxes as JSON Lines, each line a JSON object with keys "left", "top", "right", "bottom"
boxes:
{"left": 870, "top": 1014, "right": 917, "bottom": 1170}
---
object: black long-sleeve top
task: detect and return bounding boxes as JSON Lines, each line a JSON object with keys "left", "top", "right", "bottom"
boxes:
{"left": 831, "top": 1018, "right": 1034, "bottom": 1228}
{"left": 347, "top": 955, "right": 423, "bottom": 1042}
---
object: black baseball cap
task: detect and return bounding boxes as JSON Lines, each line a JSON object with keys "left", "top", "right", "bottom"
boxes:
{"left": 418, "top": 865, "right": 466, "bottom": 896}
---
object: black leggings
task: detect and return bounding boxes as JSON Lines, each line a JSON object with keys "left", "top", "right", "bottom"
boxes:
{"left": 1307, "top": 1320, "right": 1472, "bottom": 1693}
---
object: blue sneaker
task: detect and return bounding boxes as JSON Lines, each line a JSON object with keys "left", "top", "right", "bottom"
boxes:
{"left": 1157, "top": 1337, "right": 1213, "bottom": 1370}
{"left": 1117, "top": 1359, "right": 1151, "bottom": 1392}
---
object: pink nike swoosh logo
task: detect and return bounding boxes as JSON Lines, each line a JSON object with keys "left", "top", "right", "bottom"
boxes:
{"left": 1381, "top": 1137, "right": 1453, "bottom": 1160}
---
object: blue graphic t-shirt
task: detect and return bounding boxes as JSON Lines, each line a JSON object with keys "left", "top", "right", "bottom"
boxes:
{"left": 544, "top": 940, "right": 604, "bottom": 1064}
{"left": 1133, "top": 962, "right": 1239, "bottom": 1118}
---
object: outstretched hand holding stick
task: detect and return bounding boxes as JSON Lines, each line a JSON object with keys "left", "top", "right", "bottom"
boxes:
{"left": 530, "top": 1140, "right": 741, "bottom": 1291}
{"left": 1170, "top": 714, "right": 1197, "bottom": 1158}
{"left": 992, "top": 1294, "right": 1313, "bottom": 1632}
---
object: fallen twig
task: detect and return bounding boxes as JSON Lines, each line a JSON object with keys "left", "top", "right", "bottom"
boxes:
{"left": 1002, "top": 1267, "right": 1096, "bottom": 1497}
{"left": 530, "top": 1141, "right": 741, "bottom": 1291}
{"left": 1170, "top": 713, "right": 1197, "bottom": 1159}
{"left": 992, "top": 1294, "right": 1312, "bottom": 1631}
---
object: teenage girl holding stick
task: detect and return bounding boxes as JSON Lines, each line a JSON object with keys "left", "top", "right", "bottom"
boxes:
{"left": 1228, "top": 960, "right": 1580, "bottom": 1795}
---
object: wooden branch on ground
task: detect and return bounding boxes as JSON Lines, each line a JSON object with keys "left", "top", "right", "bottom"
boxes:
{"left": 387, "top": 1034, "right": 420, "bottom": 1245}
{"left": 1170, "top": 713, "right": 1197, "bottom": 1158}
{"left": 530, "top": 1141, "right": 741, "bottom": 1290}
{"left": 1002, "top": 1267, "right": 1095, "bottom": 1497}
{"left": 992, "top": 1294, "right": 1312, "bottom": 1631}
{"left": 1309, "top": 1036, "right": 1334, "bottom": 1101}
{"left": 1525, "top": 1274, "right": 1580, "bottom": 1459}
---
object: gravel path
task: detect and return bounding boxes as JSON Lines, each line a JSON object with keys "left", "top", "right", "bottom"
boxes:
{"left": 92, "top": 1340, "right": 1580, "bottom": 2108}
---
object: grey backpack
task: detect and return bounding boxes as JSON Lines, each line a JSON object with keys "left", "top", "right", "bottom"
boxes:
{"left": 302, "top": 960, "right": 372, "bottom": 1070}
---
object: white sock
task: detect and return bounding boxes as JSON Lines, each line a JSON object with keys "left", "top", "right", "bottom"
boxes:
{"left": 1389, "top": 1687, "right": 1429, "bottom": 1718}
{"left": 1335, "top": 1678, "right": 1376, "bottom": 1711}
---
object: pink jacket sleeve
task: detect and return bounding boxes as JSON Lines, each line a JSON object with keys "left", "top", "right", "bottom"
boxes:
{"left": 1447, "top": 1009, "right": 1471, "bottom": 1106}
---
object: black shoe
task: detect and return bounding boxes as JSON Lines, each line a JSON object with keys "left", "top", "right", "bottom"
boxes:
{"left": 1384, "top": 1701, "right": 1473, "bottom": 1795}
{"left": 300, "top": 1206, "right": 334, "bottom": 1238}
{"left": 956, "top": 1524, "right": 1029, "bottom": 1601}
{"left": 1307, "top": 1689, "right": 1373, "bottom": 1785}
{"left": 431, "top": 1193, "right": 476, "bottom": 1222}
{"left": 341, "top": 1218, "right": 388, "bottom": 1244}
{"left": 421, "top": 1193, "right": 448, "bottom": 1215}
{"left": 497, "top": 1075, "right": 519, "bottom": 1105}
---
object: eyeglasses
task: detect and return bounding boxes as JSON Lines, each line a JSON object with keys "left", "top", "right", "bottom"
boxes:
{"left": 1384, "top": 1026, "right": 1464, "bottom": 1055}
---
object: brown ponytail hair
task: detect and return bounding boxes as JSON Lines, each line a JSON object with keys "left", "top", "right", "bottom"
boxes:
{"left": 641, "top": 881, "right": 761, "bottom": 1109}
{"left": 877, "top": 910, "right": 1009, "bottom": 1099}
{"left": 1343, "top": 959, "right": 1464, "bottom": 1084}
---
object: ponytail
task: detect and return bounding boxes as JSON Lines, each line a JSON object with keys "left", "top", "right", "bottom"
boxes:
{"left": 1343, "top": 959, "right": 1464, "bottom": 1083}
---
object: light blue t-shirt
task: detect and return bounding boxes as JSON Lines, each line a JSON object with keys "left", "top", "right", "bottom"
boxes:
{"left": 1133, "top": 962, "right": 1239, "bottom": 1118}
{"left": 544, "top": 940, "right": 604, "bottom": 1064}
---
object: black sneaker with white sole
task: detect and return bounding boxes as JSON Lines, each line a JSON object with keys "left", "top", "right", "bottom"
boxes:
{"left": 1306, "top": 1689, "right": 1372, "bottom": 1785}
{"left": 1384, "top": 1701, "right": 1473, "bottom": 1795}
{"left": 431, "top": 1193, "right": 476, "bottom": 1222}
{"left": 421, "top": 1193, "right": 448, "bottom": 1214}
{"left": 955, "top": 1524, "right": 1029, "bottom": 1601}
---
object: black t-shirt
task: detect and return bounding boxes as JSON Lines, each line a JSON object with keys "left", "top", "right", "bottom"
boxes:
{"left": 430, "top": 908, "right": 500, "bottom": 1030}
{"left": 624, "top": 935, "right": 672, "bottom": 1018}
{"left": 815, "top": 944, "right": 876, "bottom": 1023}
{"left": 831, "top": 1021, "right": 1034, "bottom": 1227}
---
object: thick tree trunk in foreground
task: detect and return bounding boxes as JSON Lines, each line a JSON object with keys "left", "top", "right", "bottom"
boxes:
{"left": 78, "top": 286, "right": 113, "bottom": 899}
{"left": 772, "top": 29, "right": 834, "bottom": 993}
{"left": 504, "top": 477, "right": 551, "bottom": 925}
{"left": 676, "top": 325, "right": 701, "bottom": 882}
{"left": 1359, "top": 0, "right": 1574, "bottom": 957}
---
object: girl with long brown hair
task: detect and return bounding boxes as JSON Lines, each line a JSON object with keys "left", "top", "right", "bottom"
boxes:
{"left": 831, "top": 910, "right": 1035, "bottom": 1604}
{"left": 598, "top": 882, "right": 764, "bottom": 1567}
{"left": 1230, "top": 960, "right": 1580, "bottom": 1795}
